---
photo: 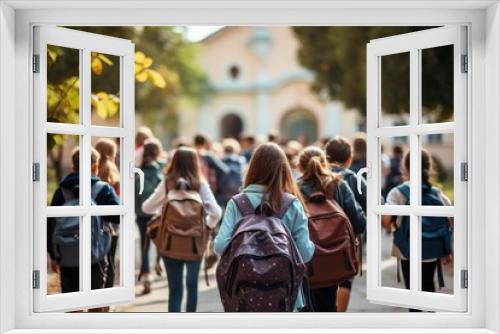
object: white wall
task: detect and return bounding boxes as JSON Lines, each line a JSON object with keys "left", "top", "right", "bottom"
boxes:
{"left": 0, "top": 2, "right": 16, "bottom": 333}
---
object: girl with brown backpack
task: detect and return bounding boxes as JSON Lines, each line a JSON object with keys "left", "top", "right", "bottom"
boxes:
{"left": 297, "top": 146, "right": 366, "bottom": 312}
{"left": 142, "top": 147, "right": 222, "bottom": 312}
{"left": 214, "top": 143, "right": 315, "bottom": 312}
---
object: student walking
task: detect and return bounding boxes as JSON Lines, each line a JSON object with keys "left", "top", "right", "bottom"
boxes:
{"left": 47, "top": 148, "right": 120, "bottom": 298}
{"left": 214, "top": 143, "right": 315, "bottom": 312}
{"left": 135, "top": 138, "right": 165, "bottom": 294}
{"left": 324, "top": 136, "right": 367, "bottom": 312}
{"left": 217, "top": 138, "right": 245, "bottom": 207}
{"left": 94, "top": 138, "right": 121, "bottom": 297}
{"left": 142, "top": 147, "right": 222, "bottom": 312}
{"left": 297, "top": 146, "right": 366, "bottom": 312}
{"left": 382, "top": 150, "right": 452, "bottom": 312}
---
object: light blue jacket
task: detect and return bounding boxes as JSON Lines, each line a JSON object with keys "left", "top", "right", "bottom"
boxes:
{"left": 213, "top": 184, "right": 315, "bottom": 310}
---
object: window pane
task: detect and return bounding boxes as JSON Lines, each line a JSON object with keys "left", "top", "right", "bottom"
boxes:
{"left": 421, "top": 45, "right": 454, "bottom": 124}
{"left": 380, "top": 215, "right": 410, "bottom": 290}
{"left": 91, "top": 215, "right": 121, "bottom": 291}
{"left": 47, "top": 45, "right": 80, "bottom": 124}
{"left": 420, "top": 134, "right": 454, "bottom": 205}
{"left": 47, "top": 216, "right": 81, "bottom": 294}
{"left": 47, "top": 134, "right": 80, "bottom": 206}
{"left": 91, "top": 53, "right": 121, "bottom": 127}
{"left": 380, "top": 136, "right": 409, "bottom": 204}
{"left": 90, "top": 137, "right": 121, "bottom": 204}
{"left": 420, "top": 216, "right": 454, "bottom": 295}
{"left": 380, "top": 52, "right": 410, "bottom": 127}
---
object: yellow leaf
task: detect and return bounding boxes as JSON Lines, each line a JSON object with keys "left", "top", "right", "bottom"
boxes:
{"left": 135, "top": 51, "right": 146, "bottom": 63}
{"left": 135, "top": 71, "right": 148, "bottom": 82}
{"left": 143, "top": 57, "right": 153, "bottom": 68}
{"left": 92, "top": 58, "right": 103, "bottom": 75}
{"left": 98, "top": 54, "right": 114, "bottom": 66}
{"left": 147, "top": 69, "right": 166, "bottom": 88}
{"left": 96, "top": 99, "right": 108, "bottom": 119}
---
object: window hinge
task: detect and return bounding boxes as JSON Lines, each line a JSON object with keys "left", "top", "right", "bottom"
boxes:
{"left": 32, "top": 270, "right": 40, "bottom": 289}
{"left": 461, "top": 162, "right": 468, "bottom": 182}
{"left": 32, "top": 54, "right": 40, "bottom": 73}
{"left": 461, "top": 54, "right": 468, "bottom": 73}
{"left": 32, "top": 163, "right": 40, "bottom": 182}
{"left": 461, "top": 270, "right": 468, "bottom": 289}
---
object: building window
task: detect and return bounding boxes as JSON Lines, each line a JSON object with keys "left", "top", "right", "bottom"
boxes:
{"left": 228, "top": 65, "right": 241, "bottom": 80}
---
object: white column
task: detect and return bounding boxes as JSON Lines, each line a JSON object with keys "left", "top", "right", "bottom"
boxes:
{"left": 255, "top": 89, "right": 270, "bottom": 136}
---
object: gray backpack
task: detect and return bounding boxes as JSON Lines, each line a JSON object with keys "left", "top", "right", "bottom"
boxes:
{"left": 53, "top": 181, "right": 112, "bottom": 268}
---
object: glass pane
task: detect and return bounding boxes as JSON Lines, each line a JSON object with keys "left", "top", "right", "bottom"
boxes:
{"left": 47, "top": 134, "right": 80, "bottom": 206}
{"left": 380, "top": 52, "right": 410, "bottom": 127}
{"left": 91, "top": 53, "right": 121, "bottom": 127}
{"left": 47, "top": 216, "right": 81, "bottom": 294}
{"left": 420, "top": 134, "right": 454, "bottom": 205}
{"left": 420, "top": 216, "right": 454, "bottom": 295}
{"left": 91, "top": 215, "right": 120, "bottom": 291}
{"left": 380, "top": 215, "right": 410, "bottom": 290}
{"left": 421, "top": 45, "right": 454, "bottom": 124}
{"left": 47, "top": 45, "right": 80, "bottom": 124}
{"left": 380, "top": 136, "right": 410, "bottom": 204}
{"left": 90, "top": 137, "right": 121, "bottom": 205}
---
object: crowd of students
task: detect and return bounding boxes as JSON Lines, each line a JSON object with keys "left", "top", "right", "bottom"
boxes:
{"left": 47, "top": 126, "right": 452, "bottom": 313}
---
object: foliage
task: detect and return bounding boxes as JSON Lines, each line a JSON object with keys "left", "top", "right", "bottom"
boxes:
{"left": 292, "top": 27, "right": 453, "bottom": 122}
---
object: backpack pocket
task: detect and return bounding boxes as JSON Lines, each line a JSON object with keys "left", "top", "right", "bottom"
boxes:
{"left": 235, "top": 281, "right": 290, "bottom": 312}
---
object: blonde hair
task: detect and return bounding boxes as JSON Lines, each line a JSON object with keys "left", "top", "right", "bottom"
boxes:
{"left": 95, "top": 138, "right": 120, "bottom": 187}
{"left": 222, "top": 138, "right": 241, "bottom": 155}
{"left": 72, "top": 147, "right": 100, "bottom": 171}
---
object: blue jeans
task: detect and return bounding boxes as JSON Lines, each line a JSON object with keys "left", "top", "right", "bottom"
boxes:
{"left": 163, "top": 257, "right": 202, "bottom": 312}
{"left": 136, "top": 216, "right": 151, "bottom": 273}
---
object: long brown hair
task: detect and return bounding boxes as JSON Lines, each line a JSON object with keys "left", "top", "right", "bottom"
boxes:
{"left": 94, "top": 138, "right": 120, "bottom": 187}
{"left": 244, "top": 143, "right": 305, "bottom": 212}
{"left": 164, "top": 147, "right": 203, "bottom": 191}
{"left": 298, "top": 146, "right": 340, "bottom": 191}
{"left": 403, "top": 149, "right": 434, "bottom": 187}
{"left": 142, "top": 138, "right": 162, "bottom": 168}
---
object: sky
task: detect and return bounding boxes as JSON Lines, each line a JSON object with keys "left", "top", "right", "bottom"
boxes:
{"left": 183, "top": 26, "right": 223, "bottom": 42}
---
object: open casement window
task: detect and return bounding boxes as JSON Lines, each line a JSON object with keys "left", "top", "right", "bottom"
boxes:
{"left": 33, "top": 26, "right": 136, "bottom": 312}
{"left": 365, "top": 26, "right": 468, "bottom": 312}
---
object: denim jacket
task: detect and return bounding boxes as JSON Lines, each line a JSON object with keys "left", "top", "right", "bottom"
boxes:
{"left": 213, "top": 184, "right": 315, "bottom": 310}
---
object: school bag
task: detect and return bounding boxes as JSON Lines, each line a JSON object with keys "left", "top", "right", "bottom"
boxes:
{"left": 53, "top": 182, "right": 112, "bottom": 268}
{"left": 393, "top": 184, "right": 452, "bottom": 260}
{"left": 393, "top": 184, "right": 452, "bottom": 286}
{"left": 216, "top": 193, "right": 306, "bottom": 312}
{"left": 149, "top": 178, "right": 208, "bottom": 261}
{"left": 217, "top": 156, "right": 243, "bottom": 206}
{"left": 304, "top": 181, "right": 359, "bottom": 288}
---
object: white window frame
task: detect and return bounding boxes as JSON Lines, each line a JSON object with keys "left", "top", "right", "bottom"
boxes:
{"left": 366, "top": 26, "right": 468, "bottom": 312}
{"left": 32, "top": 26, "right": 136, "bottom": 312}
{"left": 0, "top": 1, "right": 499, "bottom": 333}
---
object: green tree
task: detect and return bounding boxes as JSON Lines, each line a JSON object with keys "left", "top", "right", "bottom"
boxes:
{"left": 292, "top": 27, "right": 453, "bottom": 122}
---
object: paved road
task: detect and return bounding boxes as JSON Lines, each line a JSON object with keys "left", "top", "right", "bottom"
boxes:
{"left": 113, "top": 230, "right": 453, "bottom": 313}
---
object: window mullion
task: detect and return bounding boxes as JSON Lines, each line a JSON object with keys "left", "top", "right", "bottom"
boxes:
{"left": 409, "top": 48, "right": 421, "bottom": 292}
{"left": 80, "top": 48, "right": 92, "bottom": 294}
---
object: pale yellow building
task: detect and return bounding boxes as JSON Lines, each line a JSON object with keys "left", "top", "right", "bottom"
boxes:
{"left": 179, "top": 26, "right": 363, "bottom": 143}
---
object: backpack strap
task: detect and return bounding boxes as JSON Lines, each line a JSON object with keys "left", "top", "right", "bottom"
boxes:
{"left": 61, "top": 186, "right": 78, "bottom": 202}
{"left": 397, "top": 184, "right": 410, "bottom": 205}
{"left": 324, "top": 179, "right": 338, "bottom": 200}
{"left": 275, "top": 193, "right": 296, "bottom": 219}
{"left": 437, "top": 260, "right": 445, "bottom": 288}
{"left": 232, "top": 193, "right": 254, "bottom": 216}
{"left": 91, "top": 181, "right": 106, "bottom": 200}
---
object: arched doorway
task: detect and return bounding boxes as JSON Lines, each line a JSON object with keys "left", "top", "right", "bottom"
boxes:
{"left": 280, "top": 108, "right": 318, "bottom": 144}
{"left": 220, "top": 113, "right": 243, "bottom": 139}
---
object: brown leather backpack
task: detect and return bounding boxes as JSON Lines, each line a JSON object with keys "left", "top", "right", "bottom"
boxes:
{"left": 305, "top": 181, "right": 359, "bottom": 288}
{"left": 148, "top": 179, "right": 208, "bottom": 261}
